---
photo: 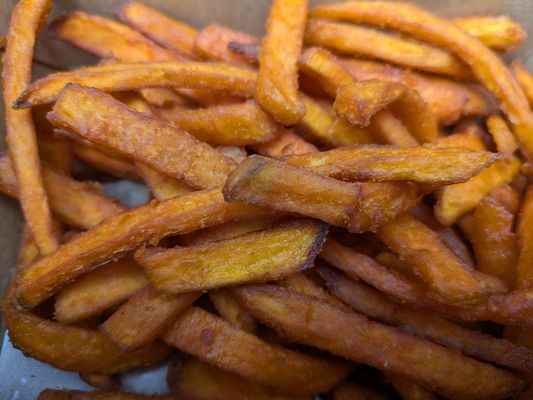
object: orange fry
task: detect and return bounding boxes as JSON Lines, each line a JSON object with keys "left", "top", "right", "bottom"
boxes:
{"left": 3, "top": 0, "right": 58, "bottom": 255}
{"left": 251, "top": 128, "right": 317, "bottom": 158}
{"left": 255, "top": 0, "right": 307, "bottom": 125}
{"left": 510, "top": 59, "right": 533, "bottom": 108}
{"left": 209, "top": 289, "right": 258, "bottom": 333}
{"left": 516, "top": 185, "right": 533, "bottom": 288}
{"left": 486, "top": 114, "right": 519, "bottom": 158}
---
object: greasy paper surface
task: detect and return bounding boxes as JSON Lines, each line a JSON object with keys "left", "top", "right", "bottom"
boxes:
{"left": 1, "top": 0, "right": 533, "bottom": 397}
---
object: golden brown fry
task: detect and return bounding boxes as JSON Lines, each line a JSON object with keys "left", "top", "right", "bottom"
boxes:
{"left": 49, "top": 85, "right": 235, "bottom": 189}
{"left": 510, "top": 59, "right": 533, "bottom": 108}
{"left": 16, "top": 226, "right": 40, "bottom": 272}
{"left": 136, "top": 220, "right": 327, "bottom": 293}
{"left": 136, "top": 163, "right": 192, "bottom": 200}
{"left": 486, "top": 114, "right": 519, "bottom": 158}
{"left": 39, "top": 389, "right": 178, "bottom": 400}
{"left": 453, "top": 15, "right": 526, "bottom": 52}
{"left": 255, "top": 0, "right": 307, "bottom": 125}
{"left": 209, "top": 289, "right": 258, "bottom": 333}
{"left": 162, "top": 306, "right": 349, "bottom": 395}
{"left": 3, "top": 0, "right": 58, "bottom": 255}
{"left": 319, "top": 267, "right": 533, "bottom": 372}
{"left": 54, "top": 258, "right": 148, "bottom": 323}
{"left": 278, "top": 272, "right": 342, "bottom": 306}
{"left": 305, "top": 19, "right": 471, "bottom": 79}
{"left": 234, "top": 284, "right": 526, "bottom": 400}
{"left": 284, "top": 144, "right": 500, "bottom": 184}
{"left": 252, "top": 128, "right": 317, "bottom": 158}
{"left": 377, "top": 212, "right": 506, "bottom": 303}
{"left": 516, "top": 185, "right": 533, "bottom": 288}
{"left": 0, "top": 155, "right": 125, "bottom": 230}
{"left": 15, "top": 189, "right": 270, "bottom": 309}
{"left": 79, "top": 373, "right": 120, "bottom": 390}
{"left": 332, "top": 382, "right": 389, "bottom": 400}
{"left": 311, "top": 2, "right": 533, "bottom": 160}
{"left": 489, "top": 184, "right": 521, "bottom": 215}
{"left": 434, "top": 157, "right": 521, "bottom": 225}
{"left": 116, "top": 2, "right": 197, "bottom": 56}
{"left": 389, "top": 376, "right": 437, "bottom": 400}
{"left": 374, "top": 251, "right": 420, "bottom": 282}
{"left": 154, "top": 100, "right": 279, "bottom": 146}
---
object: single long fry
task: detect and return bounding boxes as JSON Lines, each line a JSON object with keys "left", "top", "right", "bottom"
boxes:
{"left": 154, "top": 100, "right": 279, "bottom": 146}
{"left": 377, "top": 212, "right": 506, "bottom": 303}
{"left": 100, "top": 286, "right": 199, "bottom": 351}
{"left": 209, "top": 289, "right": 258, "bottom": 333}
{"left": 284, "top": 144, "right": 500, "bottom": 184}
{"left": 136, "top": 220, "right": 327, "bottom": 293}
{"left": 305, "top": 19, "right": 471, "bottom": 79}
{"left": 252, "top": 128, "right": 317, "bottom": 158}
{"left": 234, "top": 285, "right": 525, "bottom": 400}
{"left": 516, "top": 185, "right": 533, "bottom": 288}
{"left": 435, "top": 158, "right": 521, "bottom": 225}
{"left": 3, "top": 0, "right": 58, "bottom": 255}
{"left": 15, "top": 189, "right": 270, "bottom": 309}
{"left": 54, "top": 259, "right": 148, "bottom": 323}
{"left": 319, "top": 267, "right": 533, "bottom": 372}
{"left": 486, "top": 114, "right": 519, "bottom": 158}
{"left": 162, "top": 306, "right": 349, "bottom": 395}
{"left": 49, "top": 85, "right": 235, "bottom": 189}
{"left": 311, "top": 2, "right": 533, "bottom": 160}
{"left": 255, "top": 0, "right": 307, "bottom": 125}
{"left": 389, "top": 376, "right": 437, "bottom": 400}
{"left": 0, "top": 155, "right": 125, "bottom": 230}
{"left": 116, "top": 2, "right": 197, "bottom": 56}
{"left": 511, "top": 59, "right": 533, "bottom": 107}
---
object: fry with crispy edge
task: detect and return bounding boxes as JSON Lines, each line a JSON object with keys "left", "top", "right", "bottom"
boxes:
{"left": 15, "top": 189, "right": 271, "bottom": 309}
{"left": 161, "top": 306, "right": 349, "bottom": 395}
{"left": 319, "top": 267, "right": 533, "bottom": 372}
{"left": 511, "top": 59, "right": 533, "bottom": 107}
{"left": 3, "top": 0, "right": 58, "bottom": 255}
{"left": 235, "top": 284, "right": 526, "bottom": 399}
{"left": 305, "top": 19, "right": 471, "bottom": 79}
{"left": 116, "top": 2, "right": 197, "bottom": 56}
{"left": 252, "top": 128, "right": 317, "bottom": 158}
{"left": 255, "top": 0, "right": 307, "bottom": 125}
{"left": 332, "top": 383, "right": 388, "bottom": 400}
{"left": 48, "top": 85, "right": 235, "bottom": 190}
{"left": 38, "top": 389, "right": 178, "bottom": 400}
{"left": 54, "top": 258, "right": 148, "bottom": 323}
{"left": 136, "top": 220, "right": 327, "bottom": 293}
{"left": 166, "top": 355, "right": 308, "bottom": 399}
{"left": 486, "top": 114, "right": 519, "bottom": 158}
{"left": 389, "top": 376, "right": 437, "bottom": 400}
{"left": 284, "top": 144, "right": 500, "bottom": 184}
{"left": 0, "top": 155, "right": 125, "bottom": 230}
{"left": 310, "top": 1, "right": 533, "bottom": 160}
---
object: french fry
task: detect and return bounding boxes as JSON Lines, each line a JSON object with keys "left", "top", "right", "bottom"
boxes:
{"left": 516, "top": 185, "right": 533, "bottom": 288}
{"left": 311, "top": 2, "right": 533, "bottom": 160}
{"left": 453, "top": 15, "right": 526, "bottom": 52}
{"left": 216, "top": 146, "right": 247, "bottom": 163}
{"left": 332, "top": 382, "right": 389, "bottom": 400}
{"left": 15, "top": 189, "right": 270, "bottom": 309}
{"left": 284, "top": 144, "right": 500, "bottom": 184}
{"left": 3, "top": 0, "right": 58, "bottom": 255}
{"left": 15, "top": 61, "right": 257, "bottom": 108}
{"left": 38, "top": 389, "right": 178, "bottom": 400}
{"left": 489, "top": 184, "right": 521, "bottom": 215}
{"left": 278, "top": 272, "right": 342, "bottom": 306}
{"left": 319, "top": 267, "right": 533, "bottom": 372}
{"left": 374, "top": 251, "right": 421, "bottom": 282}
{"left": 166, "top": 355, "right": 306, "bottom": 400}
{"left": 16, "top": 226, "right": 40, "bottom": 271}
{"left": 389, "top": 376, "right": 437, "bottom": 400}
{"left": 254, "top": 0, "right": 307, "bottom": 125}
{"left": 116, "top": 2, "right": 197, "bottom": 56}
{"left": 73, "top": 143, "right": 140, "bottom": 182}
{"left": 251, "top": 128, "right": 317, "bottom": 158}
{"left": 305, "top": 19, "right": 471, "bottom": 79}
{"left": 233, "top": 284, "right": 526, "bottom": 399}
{"left": 154, "top": 100, "right": 279, "bottom": 146}
{"left": 486, "top": 114, "right": 519, "bottom": 158}
{"left": 100, "top": 286, "right": 200, "bottom": 351}
{"left": 79, "top": 373, "right": 120, "bottom": 390}
{"left": 510, "top": 59, "right": 533, "bottom": 107}
{"left": 377, "top": 212, "right": 506, "bottom": 303}
{"left": 434, "top": 158, "right": 521, "bottom": 225}
{"left": 161, "top": 306, "right": 349, "bottom": 395}
{"left": 49, "top": 85, "right": 235, "bottom": 190}
{"left": 0, "top": 155, "right": 126, "bottom": 230}
{"left": 209, "top": 289, "right": 258, "bottom": 333}
{"left": 136, "top": 220, "right": 327, "bottom": 293}
{"left": 54, "top": 258, "right": 148, "bottom": 323}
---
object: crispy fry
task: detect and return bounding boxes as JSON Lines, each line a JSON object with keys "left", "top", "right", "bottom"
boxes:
{"left": 377, "top": 212, "right": 506, "bottom": 303}
{"left": 516, "top": 185, "right": 533, "bottom": 288}
{"left": 284, "top": 144, "right": 500, "bottom": 184}
{"left": 374, "top": 251, "right": 420, "bottom": 282}
{"left": 0, "top": 155, "right": 126, "bottom": 230}
{"left": 255, "top": 0, "right": 307, "bottom": 125}
{"left": 136, "top": 220, "right": 327, "bottom": 293}
{"left": 100, "top": 286, "right": 200, "bottom": 351}
{"left": 54, "top": 258, "right": 148, "bottom": 323}
{"left": 73, "top": 143, "right": 140, "bottom": 182}
{"left": 3, "top": 0, "right": 58, "bottom": 255}
{"left": 79, "top": 373, "right": 120, "bottom": 390}
{"left": 16, "top": 226, "right": 40, "bottom": 272}
{"left": 39, "top": 389, "right": 177, "bottom": 400}
{"left": 434, "top": 157, "right": 521, "bottom": 225}
{"left": 311, "top": 2, "right": 533, "bottom": 160}
{"left": 319, "top": 267, "right": 533, "bottom": 372}
{"left": 15, "top": 189, "right": 270, "bottom": 309}
{"left": 209, "top": 289, "right": 258, "bottom": 333}
{"left": 389, "top": 376, "right": 437, "bottom": 400}
{"left": 49, "top": 85, "right": 235, "bottom": 189}
{"left": 278, "top": 272, "right": 342, "bottom": 306}
{"left": 453, "top": 15, "right": 526, "bottom": 52}
{"left": 116, "top": 2, "right": 197, "bottom": 56}
{"left": 154, "top": 100, "right": 279, "bottom": 146}
{"left": 511, "top": 59, "right": 533, "bottom": 107}
{"left": 162, "top": 306, "right": 349, "bottom": 395}
{"left": 252, "top": 128, "right": 317, "bottom": 158}
{"left": 486, "top": 114, "right": 519, "bottom": 158}
{"left": 305, "top": 19, "right": 471, "bottom": 79}
{"left": 332, "top": 382, "right": 389, "bottom": 400}
{"left": 234, "top": 284, "right": 526, "bottom": 399}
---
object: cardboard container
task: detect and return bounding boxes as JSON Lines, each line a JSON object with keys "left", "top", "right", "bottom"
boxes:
{"left": 0, "top": 0, "right": 532, "bottom": 396}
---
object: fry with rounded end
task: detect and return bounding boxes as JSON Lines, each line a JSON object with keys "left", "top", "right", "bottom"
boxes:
{"left": 3, "top": 0, "right": 58, "bottom": 255}
{"left": 79, "top": 373, "right": 120, "bottom": 390}
{"left": 486, "top": 114, "right": 519, "bottom": 158}
{"left": 162, "top": 306, "right": 349, "bottom": 396}
{"left": 234, "top": 284, "right": 526, "bottom": 399}
{"left": 255, "top": 0, "right": 307, "bottom": 125}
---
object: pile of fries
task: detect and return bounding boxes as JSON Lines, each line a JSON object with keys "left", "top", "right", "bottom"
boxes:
{"left": 2, "top": 0, "right": 533, "bottom": 398}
